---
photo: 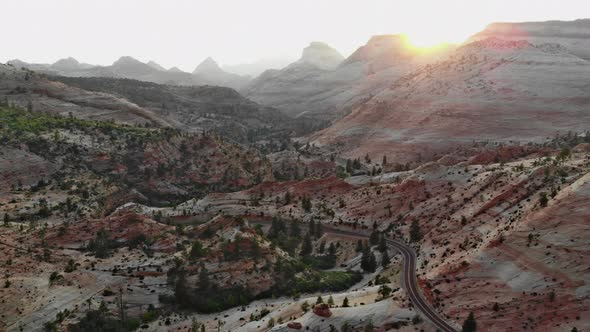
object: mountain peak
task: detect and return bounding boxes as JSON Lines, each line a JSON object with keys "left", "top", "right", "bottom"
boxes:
{"left": 168, "top": 66, "right": 184, "bottom": 73}
{"left": 193, "top": 57, "right": 223, "bottom": 75}
{"left": 299, "top": 42, "right": 344, "bottom": 70}
{"left": 147, "top": 61, "right": 166, "bottom": 71}
{"left": 343, "top": 34, "right": 413, "bottom": 67}
{"left": 113, "top": 56, "right": 144, "bottom": 67}
{"left": 51, "top": 57, "right": 81, "bottom": 70}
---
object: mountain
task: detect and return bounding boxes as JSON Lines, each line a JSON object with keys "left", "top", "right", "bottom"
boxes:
{"left": 223, "top": 56, "right": 294, "bottom": 77}
{"left": 469, "top": 18, "right": 590, "bottom": 61}
{"left": 168, "top": 66, "right": 184, "bottom": 73}
{"left": 298, "top": 42, "right": 344, "bottom": 70}
{"left": 51, "top": 75, "right": 316, "bottom": 149}
{"left": 147, "top": 60, "right": 167, "bottom": 71}
{"left": 5, "top": 56, "right": 251, "bottom": 90}
{"left": 51, "top": 57, "right": 93, "bottom": 71}
{"left": 192, "top": 57, "right": 224, "bottom": 75}
{"left": 243, "top": 37, "right": 453, "bottom": 119}
{"left": 311, "top": 37, "right": 590, "bottom": 162}
{"left": 0, "top": 63, "right": 316, "bottom": 151}
{"left": 0, "top": 63, "right": 169, "bottom": 126}
{"left": 191, "top": 57, "right": 251, "bottom": 89}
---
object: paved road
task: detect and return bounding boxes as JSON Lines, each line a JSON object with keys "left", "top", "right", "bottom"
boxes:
{"left": 326, "top": 226, "right": 458, "bottom": 332}
{"left": 248, "top": 219, "right": 458, "bottom": 331}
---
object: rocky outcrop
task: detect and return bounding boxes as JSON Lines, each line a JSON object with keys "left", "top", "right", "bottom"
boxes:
{"left": 469, "top": 19, "right": 590, "bottom": 60}
{"left": 244, "top": 35, "right": 454, "bottom": 119}
{"left": 312, "top": 304, "right": 332, "bottom": 317}
{"left": 311, "top": 36, "right": 590, "bottom": 162}
{"left": 298, "top": 42, "right": 344, "bottom": 70}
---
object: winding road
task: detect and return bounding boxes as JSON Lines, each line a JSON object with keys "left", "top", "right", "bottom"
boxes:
{"left": 326, "top": 226, "right": 458, "bottom": 332}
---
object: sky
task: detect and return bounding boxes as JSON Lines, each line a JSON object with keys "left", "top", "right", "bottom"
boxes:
{"left": 1, "top": 0, "right": 588, "bottom": 71}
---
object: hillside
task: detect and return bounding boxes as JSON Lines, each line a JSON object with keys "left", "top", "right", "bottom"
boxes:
{"left": 311, "top": 38, "right": 590, "bottom": 163}
{"left": 49, "top": 76, "right": 316, "bottom": 151}
{"left": 0, "top": 104, "right": 272, "bottom": 212}
{"left": 469, "top": 19, "right": 590, "bottom": 61}
{"left": 243, "top": 36, "right": 454, "bottom": 119}
{"left": 144, "top": 138, "right": 589, "bottom": 331}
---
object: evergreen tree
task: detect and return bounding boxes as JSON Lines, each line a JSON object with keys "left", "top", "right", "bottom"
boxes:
{"left": 461, "top": 312, "right": 477, "bottom": 332}
{"left": 289, "top": 220, "right": 301, "bottom": 237}
{"left": 316, "top": 295, "right": 323, "bottom": 304}
{"left": 300, "top": 233, "right": 313, "bottom": 257}
{"left": 302, "top": 196, "right": 312, "bottom": 212}
{"left": 284, "top": 192, "right": 292, "bottom": 205}
{"left": 409, "top": 220, "right": 422, "bottom": 243}
{"left": 355, "top": 239, "right": 364, "bottom": 252}
{"left": 318, "top": 240, "right": 326, "bottom": 254}
{"left": 346, "top": 159, "right": 353, "bottom": 174}
{"left": 382, "top": 155, "right": 387, "bottom": 166}
{"left": 378, "top": 234, "right": 387, "bottom": 252}
{"left": 3, "top": 213, "right": 8, "bottom": 226}
{"left": 327, "top": 295, "right": 334, "bottom": 307}
{"left": 198, "top": 265, "right": 210, "bottom": 290}
{"left": 381, "top": 250, "right": 391, "bottom": 268}
{"left": 189, "top": 240, "right": 205, "bottom": 260}
{"left": 342, "top": 297, "right": 350, "bottom": 307}
{"left": 314, "top": 221, "right": 323, "bottom": 238}
{"left": 328, "top": 242, "right": 337, "bottom": 256}
{"left": 369, "top": 230, "right": 380, "bottom": 245}
{"left": 361, "top": 247, "right": 377, "bottom": 273}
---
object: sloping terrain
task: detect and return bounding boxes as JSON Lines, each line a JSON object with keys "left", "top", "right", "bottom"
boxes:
{"left": 49, "top": 76, "right": 311, "bottom": 150}
{"left": 0, "top": 105, "right": 272, "bottom": 217}
{"left": 470, "top": 19, "right": 590, "bottom": 60}
{"left": 150, "top": 141, "right": 589, "bottom": 331}
{"left": 243, "top": 36, "right": 453, "bottom": 119}
{"left": 0, "top": 63, "right": 169, "bottom": 127}
{"left": 312, "top": 38, "right": 590, "bottom": 163}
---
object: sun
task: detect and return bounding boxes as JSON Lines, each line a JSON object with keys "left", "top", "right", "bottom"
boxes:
{"left": 402, "top": 28, "right": 471, "bottom": 50}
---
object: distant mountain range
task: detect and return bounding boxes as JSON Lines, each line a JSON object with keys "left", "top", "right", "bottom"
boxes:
{"left": 7, "top": 56, "right": 251, "bottom": 90}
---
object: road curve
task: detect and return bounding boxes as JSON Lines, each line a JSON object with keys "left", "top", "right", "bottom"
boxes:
{"left": 326, "top": 227, "right": 458, "bottom": 332}
{"left": 248, "top": 220, "right": 457, "bottom": 331}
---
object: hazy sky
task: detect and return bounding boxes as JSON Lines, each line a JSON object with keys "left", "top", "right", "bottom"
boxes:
{"left": 1, "top": 0, "right": 587, "bottom": 71}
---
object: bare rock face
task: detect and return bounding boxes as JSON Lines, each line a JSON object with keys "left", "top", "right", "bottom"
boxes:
{"left": 243, "top": 36, "right": 433, "bottom": 119}
{"left": 312, "top": 303, "right": 332, "bottom": 317}
{"left": 287, "top": 322, "right": 303, "bottom": 329}
{"left": 299, "top": 42, "right": 344, "bottom": 70}
{"left": 146, "top": 60, "right": 166, "bottom": 71}
{"left": 311, "top": 37, "right": 590, "bottom": 162}
{"left": 469, "top": 19, "right": 590, "bottom": 60}
{"left": 192, "top": 57, "right": 224, "bottom": 75}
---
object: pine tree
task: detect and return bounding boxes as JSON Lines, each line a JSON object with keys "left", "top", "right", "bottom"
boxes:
{"left": 314, "top": 221, "right": 323, "bottom": 238}
{"left": 361, "top": 247, "right": 377, "bottom": 273}
{"left": 355, "top": 239, "right": 364, "bottom": 252}
{"left": 381, "top": 250, "right": 391, "bottom": 268}
{"left": 198, "top": 265, "right": 210, "bottom": 290}
{"left": 409, "top": 220, "right": 422, "bottom": 243}
{"left": 316, "top": 295, "right": 323, "bottom": 304}
{"left": 318, "top": 240, "right": 326, "bottom": 254}
{"left": 3, "top": 213, "right": 8, "bottom": 226}
{"left": 328, "top": 242, "right": 337, "bottom": 256}
{"left": 378, "top": 234, "right": 387, "bottom": 252}
{"left": 300, "top": 233, "right": 313, "bottom": 257}
{"left": 302, "top": 196, "right": 312, "bottom": 212}
{"left": 342, "top": 297, "right": 349, "bottom": 307}
{"left": 284, "top": 192, "right": 292, "bottom": 205}
{"left": 461, "top": 312, "right": 477, "bottom": 332}
{"left": 369, "top": 230, "right": 380, "bottom": 245}
{"left": 327, "top": 295, "right": 334, "bottom": 307}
